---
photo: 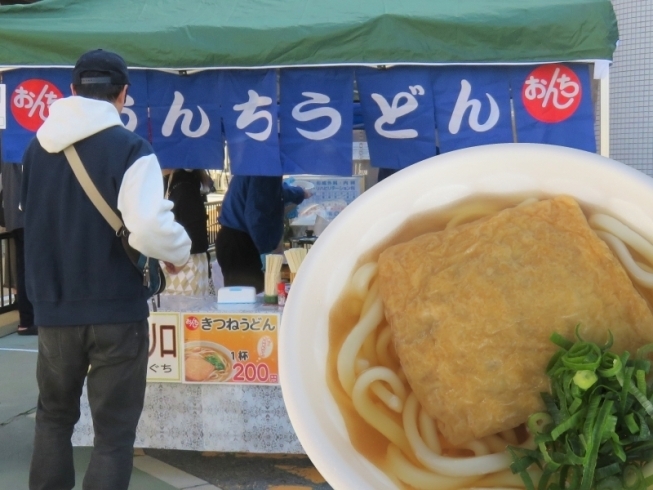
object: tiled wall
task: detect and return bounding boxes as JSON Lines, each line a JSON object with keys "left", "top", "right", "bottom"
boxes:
{"left": 609, "top": 0, "right": 653, "bottom": 175}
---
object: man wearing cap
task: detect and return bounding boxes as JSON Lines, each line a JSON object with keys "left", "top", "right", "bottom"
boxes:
{"left": 21, "top": 49, "right": 191, "bottom": 490}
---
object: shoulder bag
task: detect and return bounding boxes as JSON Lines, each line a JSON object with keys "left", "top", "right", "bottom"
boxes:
{"left": 63, "top": 145, "right": 166, "bottom": 297}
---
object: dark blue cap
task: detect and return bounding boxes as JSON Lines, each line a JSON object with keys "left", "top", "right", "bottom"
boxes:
{"left": 72, "top": 49, "right": 130, "bottom": 85}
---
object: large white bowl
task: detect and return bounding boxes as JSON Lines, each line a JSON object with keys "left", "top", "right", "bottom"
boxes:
{"left": 278, "top": 143, "right": 653, "bottom": 490}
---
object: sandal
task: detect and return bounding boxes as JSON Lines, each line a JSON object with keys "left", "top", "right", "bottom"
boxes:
{"left": 17, "top": 325, "right": 38, "bottom": 336}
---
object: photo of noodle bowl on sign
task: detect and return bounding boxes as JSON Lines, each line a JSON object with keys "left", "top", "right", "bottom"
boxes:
{"left": 185, "top": 341, "right": 235, "bottom": 383}
{"left": 279, "top": 143, "right": 653, "bottom": 490}
{"left": 184, "top": 313, "right": 279, "bottom": 384}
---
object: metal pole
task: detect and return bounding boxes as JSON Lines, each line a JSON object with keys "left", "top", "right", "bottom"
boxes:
{"left": 600, "top": 73, "right": 610, "bottom": 157}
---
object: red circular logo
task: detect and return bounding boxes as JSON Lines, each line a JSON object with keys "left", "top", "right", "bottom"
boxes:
{"left": 10, "top": 79, "right": 64, "bottom": 132}
{"left": 185, "top": 316, "right": 200, "bottom": 331}
{"left": 521, "top": 64, "right": 581, "bottom": 123}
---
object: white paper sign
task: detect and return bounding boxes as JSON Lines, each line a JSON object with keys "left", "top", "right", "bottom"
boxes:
{"left": 147, "top": 312, "right": 182, "bottom": 382}
{"left": 352, "top": 141, "right": 370, "bottom": 160}
{"left": 0, "top": 84, "right": 6, "bottom": 130}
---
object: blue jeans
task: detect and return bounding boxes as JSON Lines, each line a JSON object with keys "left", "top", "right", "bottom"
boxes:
{"left": 29, "top": 321, "right": 149, "bottom": 490}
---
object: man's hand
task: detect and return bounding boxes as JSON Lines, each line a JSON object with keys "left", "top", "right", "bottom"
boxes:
{"left": 163, "top": 261, "right": 183, "bottom": 274}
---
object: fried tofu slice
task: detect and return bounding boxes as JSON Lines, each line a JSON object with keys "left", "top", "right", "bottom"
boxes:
{"left": 377, "top": 196, "right": 653, "bottom": 445}
{"left": 185, "top": 357, "right": 215, "bottom": 382}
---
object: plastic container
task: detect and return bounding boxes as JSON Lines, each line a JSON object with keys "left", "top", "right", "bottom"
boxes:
{"left": 277, "top": 282, "right": 287, "bottom": 306}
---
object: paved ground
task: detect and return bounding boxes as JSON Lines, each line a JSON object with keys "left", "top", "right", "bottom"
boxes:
{"left": 0, "top": 317, "right": 332, "bottom": 490}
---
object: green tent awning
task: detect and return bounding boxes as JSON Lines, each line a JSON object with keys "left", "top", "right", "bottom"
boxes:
{"left": 0, "top": 0, "right": 618, "bottom": 69}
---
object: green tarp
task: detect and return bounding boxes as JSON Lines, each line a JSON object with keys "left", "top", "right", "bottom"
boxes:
{"left": 0, "top": 0, "right": 618, "bottom": 69}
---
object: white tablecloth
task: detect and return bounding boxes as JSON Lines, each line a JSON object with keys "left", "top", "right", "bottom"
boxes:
{"left": 72, "top": 295, "right": 304, "bottom": 453}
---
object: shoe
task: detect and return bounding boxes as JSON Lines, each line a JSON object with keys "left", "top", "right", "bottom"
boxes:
{"left": 17, "top": 325, "right": 38, "bottom": 336}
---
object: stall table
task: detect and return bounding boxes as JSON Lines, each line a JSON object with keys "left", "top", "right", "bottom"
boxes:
{"left": 72, "top": 295, "right": 304, "bottom": 454}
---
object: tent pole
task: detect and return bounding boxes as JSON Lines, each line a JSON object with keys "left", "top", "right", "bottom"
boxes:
{"left": 600, "top": 73, "right": 610, "bottom": 157}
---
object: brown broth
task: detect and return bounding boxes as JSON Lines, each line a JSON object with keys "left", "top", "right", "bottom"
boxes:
{"left": 325, "top": 192, "right": 653, "bottom": 487}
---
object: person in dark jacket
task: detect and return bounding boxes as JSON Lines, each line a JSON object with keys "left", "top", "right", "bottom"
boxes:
{"left": 162, "top": 169, "right": 213, "bottom": 296}
{"left": 21, "top": 49, "right": 191, "bottom": 490}
{"left": 376, "top": 167, "right": 398, "bottom": 183}
{"left": 215, "top": 176, "right": 306, "bottom": 292}
{"left": 0, "top": 161, "right": 36, "bottom": 335}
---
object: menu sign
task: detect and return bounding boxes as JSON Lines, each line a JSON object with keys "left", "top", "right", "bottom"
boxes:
{"left": 147, "top": 312, "right": 182, "bottom": 382}
{"left": 182, "top": 313, "right": 279, "bottom": 385}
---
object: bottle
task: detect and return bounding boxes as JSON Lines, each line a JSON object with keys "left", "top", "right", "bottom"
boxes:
{"left": 277, "top": 282, "right": 287, "bottom": 306}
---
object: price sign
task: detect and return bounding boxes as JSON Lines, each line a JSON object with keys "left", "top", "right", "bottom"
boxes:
{"left": 182, "top": 313, "right": 279, "bottom": 385}
{"left": 147, "top": 312, "right": 182, "bottom": 382}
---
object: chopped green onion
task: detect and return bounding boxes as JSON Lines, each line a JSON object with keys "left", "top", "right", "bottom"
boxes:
{"left": 550, "top": 332, "right": 574, "bottom": 350}
{"left": 602, "top": 331, "right": 615, "bottom": 350}
{"left": 641, "top": 473, "right": 653, "bottom": 488}
{"left": 631, "top": 359, "right": 651, "bottom": 373}
{"left": 538, "top": 469, "right": 554, "bottom": 490}
{"left": 573, "top": 370, "right": 598, "bottom": 390}
{"left": 551, "top": 410, "right": 584, "bottom": 441}
{"left": 637, "top": 369, "right": 647, "bottom": 396}
{"left": 622, "top": 464, "right": 643, "bottom": 489}
{"left": 579, "top": 399, "right": 614, "bottom": 490}
{"left": 542, "top": 392, "right": 563, "bottom": 426}
{"left": 625, "top": 413, "right": 639, "bottom": 434}
{"left": 562, "top": 342, "right": 602, "bottom": 371}
{"left": 595, "top": 462, "right": 621, "bottom": 480}
{"left": 636, "top": 343, "right": 653, "bottom": 360}
{"left": 528, "top": 412, "right": 554, "bottom": 435}
{"left": 628, "top": 384, "right": 653, "bottom": 417}
{"left": 508, "top": 447, "right": 537, "bottom": 490}
{"left": 508, "top": 328, "right": 653, "bottom": 490}
{"left": 569, "top": 397, "right": 583, "bottom": 414}
{"left": 637, "top": 412, "right": 650, "bottom": 440}
{"left": 596, "top": 476, "right": 622, "bottom": 490}
{"left": 610, "top": 432, "right": 627, "bottom": 462}
{"left": 598, "top": 353, "right": 622, "bottom": 377}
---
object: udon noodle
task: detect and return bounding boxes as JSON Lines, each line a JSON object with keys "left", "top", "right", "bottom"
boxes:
{"left": 327, "top": 196, "right": 653, "bottom": 490}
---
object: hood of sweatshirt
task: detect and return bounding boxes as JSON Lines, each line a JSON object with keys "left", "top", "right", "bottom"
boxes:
{"left": 36, "top": 96, "right": 124, "bottom": 153}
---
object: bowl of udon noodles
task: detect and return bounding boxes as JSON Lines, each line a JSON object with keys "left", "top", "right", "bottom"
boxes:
{"left": 184, "top": 340, "right": 234, "bottom": 383}
{"left": 278, "top": 143, "right": 653, "bottom": 490}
